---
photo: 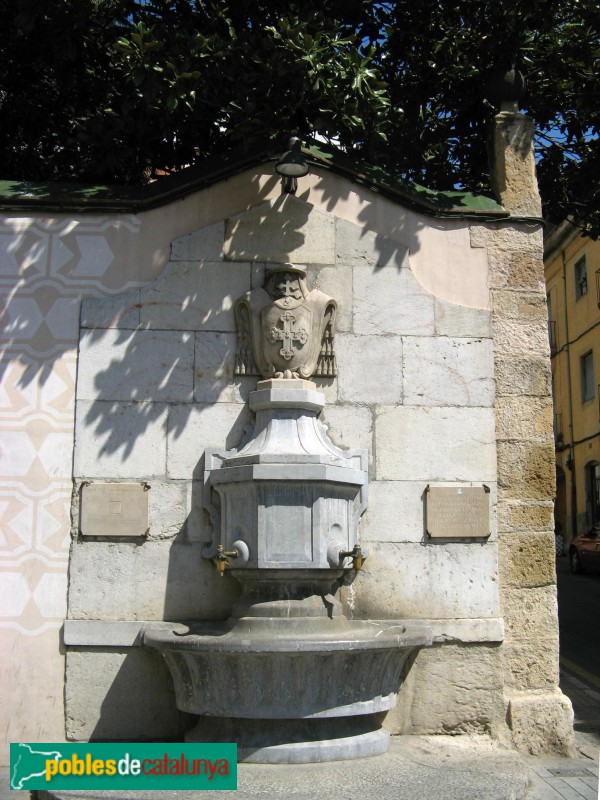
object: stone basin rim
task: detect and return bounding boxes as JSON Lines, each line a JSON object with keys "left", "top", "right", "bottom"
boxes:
{"left": 143, "top": 620, "right": 433, "bottom": 653}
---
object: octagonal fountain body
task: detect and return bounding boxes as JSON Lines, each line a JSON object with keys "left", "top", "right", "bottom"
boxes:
{"left": 144, "top": 265, "right": 432, "bottom": 763}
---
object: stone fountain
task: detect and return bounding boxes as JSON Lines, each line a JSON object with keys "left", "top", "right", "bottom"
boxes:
{"left": 144, "top": 264, "right": 432, "bottom": 763}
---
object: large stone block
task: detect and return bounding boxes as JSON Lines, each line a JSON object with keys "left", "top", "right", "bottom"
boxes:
{"left": 224, "top": 196, "right": 335, "bottom": 263}
{"left": 336, "top": 334, "right": 402, "bottom": 404}
{"left": 194, "top": 331, "right": 255, "bottom": 403}
{"left": 351, "top": 541, "right": 499, "bottom": 619}
{"left": 470, "top": 226, "right": 543, "bottom": 291}
{"left": 73, "top": 400, "right": 168, "bottom": 479}
{"left": 311, "top": 376, "right": 338, "bottom": 405}
{"left": 491, "top": 112, "right": 542, "bottom": 217}
{"left": 375, "top": 406, "right": 496, "bottom": 482}
{"left": 335, "top": 219, "right": 409, "bottom": 269}
{"left": 320, "top": 404, "right": 373, "bottom": 466}
{"left": 146, "top": 480, "right": 194, "bottom": 540}
{"left": 495, "top": 396, "right": 553, "bottom": 441}
{"left": 501, "top": 585, "right": 559, "bottom": 641}
{"left": 470, "top": 223, "right": 542, "bottom": 254}
{"left": 493, "top": 318, "right": 550, "bottom": 359}
{"left": 498, "top": 531, "right": 556, "bottom": 588}
{"left": 506, "top": 253, "right": 546, "bottom": 291}
{"left": 434, "top": 299, "right": 492, "bottom": 338}
{"left": 497, "top": 441, "right": 554, "bottom": 500}
{"left": 167, "top": 403, "right": 252, "bottom": 478}
{"left": 139, "top": 261, "right": 251, "bottom": 332}
{"left": 502, "top": 639, "right": 560, "bottom": 691}
{"left": 170, "top": 221, "right": 225, "bottom": 261}
{"left": 359, "top": 481, "right": 426, "bottom": 543}
{"left": 496, "top": 500, "right": 554, "bottom": 533}
{"left": 68, "top": 539, "right": 238, "bottom": 621}
{"left": 353, "top": 266, "right": 435, "bottom": 336}
{"left": 65, "top": 648, "right": 190, "bottom": 741}
{"left": 507, "top": 691, "right": 575, "bottom": 756}
{"left": 80, "top": 291, "right": 141, "bottom": 330}
{"left": 391, "top": 643, "right": 505, "bottom": 736}
{"left": 305, "top": 263, "right": 352, "bottom": 331}
{"left": 78, "top": 328, "right": 194, "bottom": 403}
{"left": 491, "top": 289, "right": 547, "bottom": 320}
{"left": 403, "top": 337, "right": 494, "bottom": 407}
{"left": 495, "top": 357, "right": 551, "bottom": 397}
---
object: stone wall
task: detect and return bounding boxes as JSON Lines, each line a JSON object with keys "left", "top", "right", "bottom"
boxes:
{"left": 66, "top": 193, "right": 506, "bottom": 740}
{"left": 2, "top": 145, "right": 572, "bottom": 755}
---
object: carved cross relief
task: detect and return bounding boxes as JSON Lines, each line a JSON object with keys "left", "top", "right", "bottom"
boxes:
{"left": 269, "top": 310, "right": 309, "bottom": 361}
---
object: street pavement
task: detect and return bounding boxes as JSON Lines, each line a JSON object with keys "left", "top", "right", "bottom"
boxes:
{"left": 3, "top": 693, "right": 597, "bottom": 800}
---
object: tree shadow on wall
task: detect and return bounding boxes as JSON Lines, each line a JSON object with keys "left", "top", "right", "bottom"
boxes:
{"left": 1, "top": 164, "right": 428, "bottom": 401}
{"left": 306, "top": 175, "right": 428, "bottom": 274}
{"left": 71, "top": 180, "right": 429, "bottom": 465}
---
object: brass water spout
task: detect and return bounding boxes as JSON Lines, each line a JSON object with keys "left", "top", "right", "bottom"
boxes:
{"left": 339, "top": 544, "right": 364, "bottom": 572}
{"left": 215, "top": 544, "right": 238, "bottom": 576}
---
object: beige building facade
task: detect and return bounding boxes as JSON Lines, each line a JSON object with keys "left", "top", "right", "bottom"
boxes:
{"left": 545, "top": 223, "right": 600, "bottom": 544}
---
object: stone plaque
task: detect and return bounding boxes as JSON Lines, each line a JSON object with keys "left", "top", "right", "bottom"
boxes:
{"left": 426, "top": 486, "right": 490, "bottom": 539}
{"left": 80, "top": 483, "right": 149, "bottom": 537}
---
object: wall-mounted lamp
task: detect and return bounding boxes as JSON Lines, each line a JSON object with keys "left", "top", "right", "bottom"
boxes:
{"left": 275, "top": 136, "right": 309, "bottom": 195}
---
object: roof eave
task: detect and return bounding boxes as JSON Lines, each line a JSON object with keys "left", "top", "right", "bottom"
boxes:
{"left": 0, "top": 142, "right": 507, "bottom": 219}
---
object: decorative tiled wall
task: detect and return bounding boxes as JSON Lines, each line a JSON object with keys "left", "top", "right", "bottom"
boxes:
{"left": 0, "top": 216, "right": 143, "bottom": 637}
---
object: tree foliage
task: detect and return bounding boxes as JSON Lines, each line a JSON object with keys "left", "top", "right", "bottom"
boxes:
{"left": 1, "top": 0, "right": 599, "bottom": 233}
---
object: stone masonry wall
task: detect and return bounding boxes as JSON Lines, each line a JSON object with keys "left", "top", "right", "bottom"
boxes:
{"left": 470, "top": 222, "right": 573, "bottom": 752}
{"left": 487, "top": 111, "right": 575, "bottom": 756}
{"left": 67, "top": 193, "right": 505, "bottom": 741}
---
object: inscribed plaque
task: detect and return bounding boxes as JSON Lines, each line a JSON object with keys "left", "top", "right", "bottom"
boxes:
{"left": 81, "top": 483, "right": 149, "bottom": 537}
{"left": 426, "top": 486, "right": 490, "bottom": 539}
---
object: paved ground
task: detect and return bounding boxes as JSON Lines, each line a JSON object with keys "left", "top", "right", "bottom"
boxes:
{"left": 1, "top": 722, "right": 597, "bottom": 800}
{"left": 0, "top": 736, "right": 533, "bottom": 800}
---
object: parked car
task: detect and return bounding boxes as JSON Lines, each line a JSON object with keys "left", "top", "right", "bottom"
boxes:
{"left": 569, "top": 527, "right": 600, "bottom": 574}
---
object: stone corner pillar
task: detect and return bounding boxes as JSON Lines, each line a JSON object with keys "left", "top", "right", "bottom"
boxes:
{"left": 490, "top": 107, "right": 542, "bottom": 218}
{"left": 483, "top": 96, "right": 575, "bottom": 756}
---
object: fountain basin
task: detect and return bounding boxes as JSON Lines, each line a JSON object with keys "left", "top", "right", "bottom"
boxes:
{"left": 144, "top": 618, "right": 432, "bottom": 762}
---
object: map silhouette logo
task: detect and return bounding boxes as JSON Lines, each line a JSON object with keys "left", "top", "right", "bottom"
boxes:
{"left": 11, "top": 743, "right": 63, "bottom": 790}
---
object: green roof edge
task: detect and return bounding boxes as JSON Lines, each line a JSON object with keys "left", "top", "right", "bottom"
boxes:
{"left": 0, "top": 140, "right": 505, "bottom": 217}
{"left": 303, "top": 143, "right": 505, "bottom": 215}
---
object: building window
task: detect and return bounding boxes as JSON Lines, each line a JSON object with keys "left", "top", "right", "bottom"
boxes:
{"left": 575, "top": 255, "right": 587, "bottom": 299}
{"left": 585, "top": 462, "right": 600, "bottom": 528}
{"left": 581, "top": 350, "right": 595, "bottom": 402}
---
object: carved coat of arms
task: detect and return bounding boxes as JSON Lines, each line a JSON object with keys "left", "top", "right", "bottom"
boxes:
{"left": 234, "top": 265, "right": 336, "bottom": 380}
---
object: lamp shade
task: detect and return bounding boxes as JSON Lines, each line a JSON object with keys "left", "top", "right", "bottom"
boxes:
{"left": 275, "top": 137, "right": 309, "bottom": 178}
